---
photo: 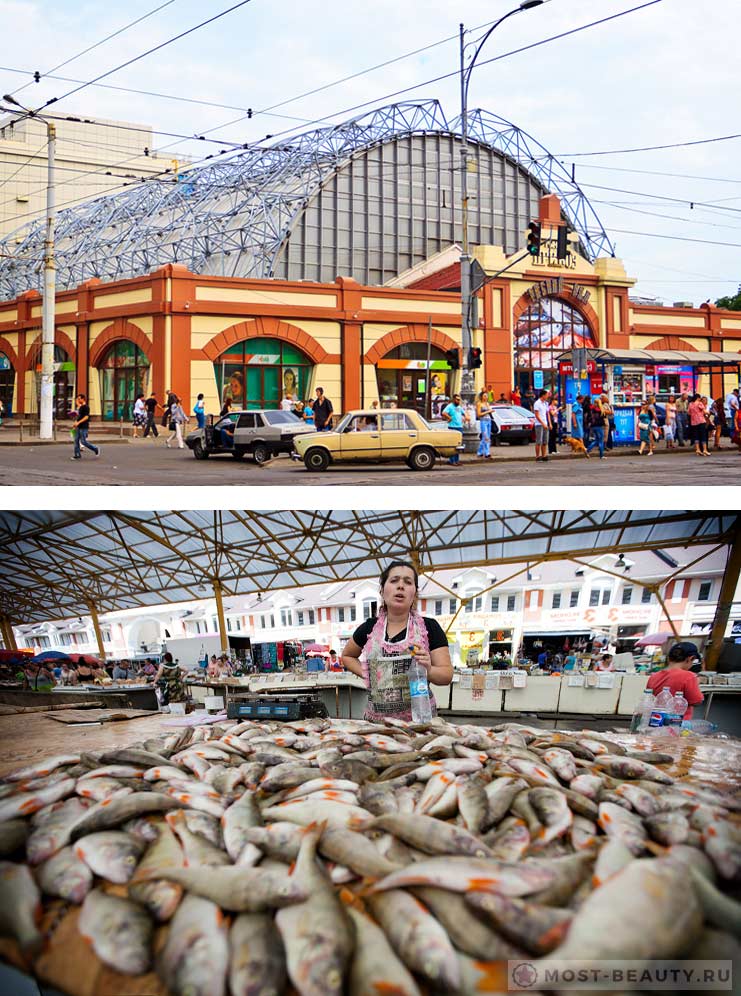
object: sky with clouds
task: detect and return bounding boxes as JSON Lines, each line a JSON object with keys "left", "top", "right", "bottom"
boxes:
{"left": 1, "top": 0, "right": 739, "bottom": 306}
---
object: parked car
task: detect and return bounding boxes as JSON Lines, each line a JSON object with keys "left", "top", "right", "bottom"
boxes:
{"left": 186, "top": 409, "right": 315, "bottom": 464}
{"left": 490, "top": 403, "right": 535, "bottom": 444}
{"left": 292, "top": 408, "right": 464, "bottom": 471}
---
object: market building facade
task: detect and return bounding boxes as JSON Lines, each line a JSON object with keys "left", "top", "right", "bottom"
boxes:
{"left": 1, "top": 196, "right": 740, "bottom": 422}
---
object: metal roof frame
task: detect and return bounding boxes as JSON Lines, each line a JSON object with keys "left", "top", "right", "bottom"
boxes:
{"left": 0, "top": 511, "right": 736, "bottom": 626}
{"left": 0, "top": 100, "right": 614, "bottom": 299}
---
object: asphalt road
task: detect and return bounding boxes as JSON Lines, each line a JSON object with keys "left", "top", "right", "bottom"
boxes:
{"left": 1, "top": 437, "right": 739, "bottom": 486}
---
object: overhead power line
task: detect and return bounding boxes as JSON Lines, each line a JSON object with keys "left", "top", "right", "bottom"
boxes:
{"left": 11, "top": 0, "right": 180, "bottom": 98}
{"left": 554, "top": 133, "right": 741, "bottom": 158}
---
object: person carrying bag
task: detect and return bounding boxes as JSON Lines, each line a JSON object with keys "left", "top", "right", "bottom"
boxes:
{"left": 165, "top": 396, "right": 189, "bottom": 449}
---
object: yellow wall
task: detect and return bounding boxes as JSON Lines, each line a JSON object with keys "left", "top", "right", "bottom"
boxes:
{"left": 361, "top": 296, "right": 459, "bottom": 315}
{"left": 189, "top": 360, "right": 220, "bottom": 416}
{"left": 93, "top": 288, "right": 152, "bottom": 309}
{"left": 194, "top": 286, "right": 337, "bottom": 308}
{"left": 633, "top": 313, "right": 705, "bottom": 329}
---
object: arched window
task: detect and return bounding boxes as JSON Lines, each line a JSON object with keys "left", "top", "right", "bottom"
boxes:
{"left": 215, "top": 338, "right": 313, "bottom": 411}
{"left": 98, "top": 340, "right": 150, "bottom": 421}
{"left": 376, "top": 343, "right": 453, "bottom": 418}
{"left": 514, "top": 297, "right": 595, "bottom": 395}
{"left": 0, "top": 352, "right": 14, "bottom": 416}
{"left": 33, "top": 345, "right": 75, "bottom": 418}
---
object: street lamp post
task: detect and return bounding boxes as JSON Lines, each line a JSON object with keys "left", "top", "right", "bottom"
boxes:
{"left": 3, "top": 96, "right": 56, "bottom": 439}
{"left": 458, "top": 1, "right": 543, "bottom": 400}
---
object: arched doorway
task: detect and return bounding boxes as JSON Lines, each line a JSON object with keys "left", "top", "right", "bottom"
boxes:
{"left": 0, "top": 352, "right": 14, "bottom": 416}
{"left": 215, "top": 337, "right": 314, "bottom": 410}
{"left": 98, "top": 340, "right": 151, "bottom": 421}
{"left": 32, "top": 346, "right": 76, "bottom": 419}
{"left": 376, "top": 343, "right": 453, "bottom": 418}
{"left": 514, "top": 297, "right": 595, "bottom": 397}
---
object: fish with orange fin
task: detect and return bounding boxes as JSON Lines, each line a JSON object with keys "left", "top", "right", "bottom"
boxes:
{"left": 346, "top": 904, "right": 422, "bottom": 996}
{"left": 466, "top": 891, "right": 573, "bottom": 955}
{"left": 156, "top": 894, "right": 229, "bottom": 996}
{"left": 367, "top": 854, "right": 555, "bottom": 896}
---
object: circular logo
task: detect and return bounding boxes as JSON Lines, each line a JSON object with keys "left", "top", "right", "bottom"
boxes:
{"left": 512, "top": 962, "right": 538, "bottom": 989}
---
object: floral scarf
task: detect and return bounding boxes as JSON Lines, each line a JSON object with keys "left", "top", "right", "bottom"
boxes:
{"left": 361, "top": 608, "right": 436, "bottom": 722}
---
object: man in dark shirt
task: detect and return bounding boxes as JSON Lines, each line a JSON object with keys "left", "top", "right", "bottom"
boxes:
{"left": 143, "top": 393, "right": 162, "bottom": 438}
{"left": 312, "top": 387, "right": 334, "bottom": 431}
{"left": 72, "top": 394, "right": 100, "bottom": 460}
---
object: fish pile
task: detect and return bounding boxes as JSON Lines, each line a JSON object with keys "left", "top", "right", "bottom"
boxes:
{"left": 0, "top": 717, "right": 739, "bottom": 996}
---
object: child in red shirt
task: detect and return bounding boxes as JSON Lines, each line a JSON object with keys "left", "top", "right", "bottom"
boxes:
{"left": 646, "top": 641, "right": 704, "bottom": 719}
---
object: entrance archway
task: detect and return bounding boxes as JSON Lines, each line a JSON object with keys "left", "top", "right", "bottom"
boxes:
{"left": 98, "top": 340, "right": 151, "bottom": 421}
{"left": 513, "top": 296, "right": 596, "bottom": 398}
{"left": 0, "top": 351, "right": 14, "bottom": 417}
{"left": 376, "top": 343, "right": 453, "bottom": 418}
{"left": 215, "top": 337, "right": 314, "bottom": 410}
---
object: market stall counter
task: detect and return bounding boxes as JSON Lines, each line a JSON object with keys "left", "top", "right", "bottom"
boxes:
{"left": 52, "top": 683, "right": 158, "bottom": 711}
{"left": 247, "top": 672, "right": 368, "bottom": 719}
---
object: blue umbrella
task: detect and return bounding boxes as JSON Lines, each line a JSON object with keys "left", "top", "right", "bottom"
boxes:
{"left": 32, "top": 650, "right": 71, "bottom": 663}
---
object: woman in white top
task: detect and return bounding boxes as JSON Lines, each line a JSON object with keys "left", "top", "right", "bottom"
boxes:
{"left": 166, "top": 396, "right": 189, "bottom": 449}
{"left": 132, "top": 393, "right": 146, "bottom": 438}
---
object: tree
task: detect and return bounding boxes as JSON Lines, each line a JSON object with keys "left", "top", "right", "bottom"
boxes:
{"left": 715, "top": 286, "right": 741, "bottom": 311}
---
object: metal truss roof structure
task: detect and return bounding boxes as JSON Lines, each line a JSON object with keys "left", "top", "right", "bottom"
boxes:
{"left": 0, "top": 100, "right": 615, "bottom": 299}
{"left": 0, "top": 510, "right": 736, "bottom": 626}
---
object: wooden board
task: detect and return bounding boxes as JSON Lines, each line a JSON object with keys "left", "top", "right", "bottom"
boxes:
{"left": 44, "top": 709, "right": 157, "bottom": 725}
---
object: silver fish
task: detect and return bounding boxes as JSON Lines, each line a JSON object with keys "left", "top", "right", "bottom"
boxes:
{"left": 128, "top": 820, "right": 184, "bottom": 921}
{"left": 229, "top": 912, "right": 287, "bottom": 996}
{"left": 156, "top": 894, "right": 229, "bottom": 996}
{"left": 0, "top": 860, "right": 43, "bottom": 952}
{"left": 5, "top": 754, "right": 80, "bottom": 782}
{"left": 79, "top": 888, "right": 153, "bottom": 974}
{"left": 0, "top": 776, "right": 76, "bottom": 823}
{"left": 37, "top": 845, "right": 92, "bottom": 902}
{"left": 347, "top": 904, "right": 422, "bottom": 996}
{"left": 369, "top": 854, "right": 555, "bottom": 896}
{"left": 74, "top": 830, "right": 145, "bottom": 884}
{"left": 221, "top": 790, "right": 263, "bottom": 862}
{"left": 467, "top": 891, "right": 572, "bottom": 955}
{"left": 143, "top": 863, "right": 307, "bottom": 912}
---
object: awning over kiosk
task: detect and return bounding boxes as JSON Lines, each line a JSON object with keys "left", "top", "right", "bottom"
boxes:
{"left": 556, "top": 347, "right": 741, "bottom": 368}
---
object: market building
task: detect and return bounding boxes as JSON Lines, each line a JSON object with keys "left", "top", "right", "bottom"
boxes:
{"left": 0, "top": 101, "right": 739, "bottom": 421}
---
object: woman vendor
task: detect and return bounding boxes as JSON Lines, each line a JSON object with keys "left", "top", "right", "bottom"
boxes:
{"left": 341, "top": 560, "right": 453, "bottom": 721}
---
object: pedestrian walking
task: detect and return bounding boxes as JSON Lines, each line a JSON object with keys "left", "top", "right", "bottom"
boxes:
{"left": 132, "top": 393, "right": 146, "bottom": 438}
{"left": 312, "top": 387, "right": 334, "bottom": 431}
{"left": 547, "top": 396, "right": 560, "bottom": 454}
{"left": 571, "top": 394, "right": 585, "bottom": 442}
{"left": 441, "top": 392, "right": 468, "bottom": 466}
{"left": 143, "top": 392, "right": 162, "bottom": 438}
{"left": 165, "top": 395, "right": 189, "bottom": 449}
{"left": 585, "top": 394, "right": 608, "bottom": 459}
{"left": 688, "top": 393, "right": 709, "bottom": 456}
{"left": 193, "top": 393, "right": 206, "bottom": 429}
{"left": 161, "top": 388, "right": 176, "bottom": 428}
{"left": 71, "top": 393, "right": 100, "bottom": 460}
{"left": 475, "top": 390, "right": 493, "bottom": 459}
{"left": 533, "top": 389, "right": 550, "bottom": 462}
{"left": 637, "top": 400, "right": 654, "bottom": 456}
{"left": 601, "top": 394, "right": 615, "bottom": 451}
{"left": 581, "top": 393, "right": 592, "bottom": 449}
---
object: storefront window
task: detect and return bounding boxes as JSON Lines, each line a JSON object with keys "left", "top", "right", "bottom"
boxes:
{"left": 215, "top": 338, "right": 313, "bottom": 411}
{"left": 34, "top": 345, "right": 76, "bottom": 419}
{"left": 98, "top": 340, "right": 150, "bottom": 421}
{"left": 376, "top": 344, "right": 452, "bottom": 418}
{"left": 0, "top": 352, "right": 14, "bottom": 416}
{"left": 514, "top": 297, "right": 595, "bottom": 395}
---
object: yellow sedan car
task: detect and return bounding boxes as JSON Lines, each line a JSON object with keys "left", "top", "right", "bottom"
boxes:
{"left": 293, "top": 408, "right": 464, "bottom": 471}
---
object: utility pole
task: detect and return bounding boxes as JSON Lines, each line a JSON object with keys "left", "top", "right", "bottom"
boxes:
{"left": 3, "top": 96, "right": 56, "bottom": 438}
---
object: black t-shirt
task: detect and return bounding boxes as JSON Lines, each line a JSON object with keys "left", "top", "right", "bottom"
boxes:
{"left": 313, "top": 397, "right": 333, "bottom": 425}
{"left": 352, "top": 615, "right": 448, "bottom": 653}
{"left": 144, "top": 397, "right": 157, "bottom": 414}
{"left": 77, "top": 403, "right": 90, "bottom": 426}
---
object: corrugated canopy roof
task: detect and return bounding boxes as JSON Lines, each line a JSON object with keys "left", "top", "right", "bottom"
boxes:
{"left": 557, "top": 348, "right": 741, "bottom": 367}
{"left": 0, "top": 511, "right": 738, "bottom": 626}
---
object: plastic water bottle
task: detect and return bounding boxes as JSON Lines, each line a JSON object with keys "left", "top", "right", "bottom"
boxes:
{"left": 668, "top": 692, "right": 687, "bottom": 726}
{"left": 630, "top": 691, "right": 654, "bottom": 733}
{"left": 408, "top": 659, "right": 433, "bottom": 723}
{"left": 648, "top": 687, "right": 675, "bottom": 728}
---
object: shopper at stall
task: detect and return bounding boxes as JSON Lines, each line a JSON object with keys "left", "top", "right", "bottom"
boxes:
{"left": 674, "top": 390, "right": 689, "bottom": 446}
{"left": 688, "top": 393, "right": 710, "bottom": 456}
{"left": 595, "top": 653, "right": 614, "bottom": 671}
{"left": 341, "top": 560, "right": 453, "bottom": 722}
{"left": 154, "top": 652, "right": 186, "bottom": 711}
{"left": 646, "top": 642, "right": 704, "bottom": 719}
{"left": 112, "top": 660, "right": 133, "bottom": 680}
{"left": 327, "top": 649, "right": 343, "bottom": 672}
{"left": 711, "top": 396, "right": 727, "bottom": 450}
{"left": 141, "top": 658, "right": 157, "bottom": 679}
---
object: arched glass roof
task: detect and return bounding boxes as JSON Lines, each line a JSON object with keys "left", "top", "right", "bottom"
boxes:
{"left": 0, "top": 100, "right": 615, "bottom": 299}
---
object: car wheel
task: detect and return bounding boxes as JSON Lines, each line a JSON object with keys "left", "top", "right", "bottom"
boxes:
{"left": 252, "top": 442, "right": 270, "bottom": 465}
{"left": 304, "top": 447, "right": 330, "bottom": 472}
{"left": 409, "top": 446, "right": 436, "bottom": 471}
{"left": 193, "top": 440, "right": 209, "bottom": 460}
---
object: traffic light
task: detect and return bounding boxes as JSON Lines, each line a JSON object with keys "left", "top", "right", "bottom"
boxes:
{"left": 526, "top": 221, "right": 542, "bottom": 257}
{"left": 468, "top": 347, "right": 483, "bottom": 369}
{"left": 444, "top": 348, "right": 460, "bottom": 370}
{"left": 556, "top": 225, "right": 569, "bottom": 260}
